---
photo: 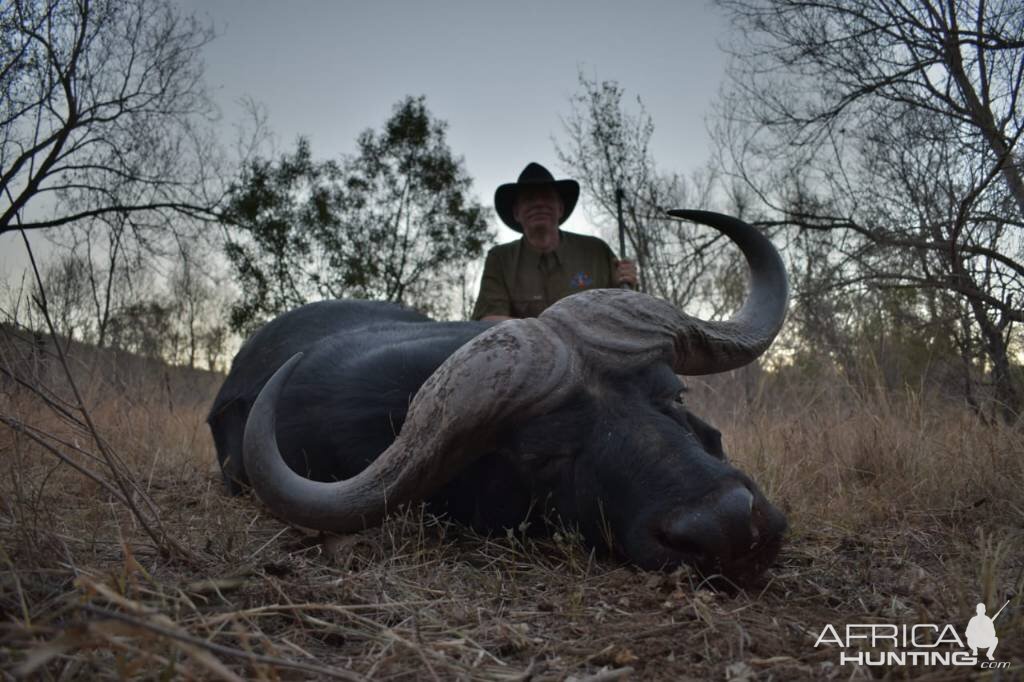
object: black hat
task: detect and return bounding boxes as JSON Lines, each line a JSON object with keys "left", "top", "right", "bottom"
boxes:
{"left": 495, "top": 162, "right": 580, "bottom": 232}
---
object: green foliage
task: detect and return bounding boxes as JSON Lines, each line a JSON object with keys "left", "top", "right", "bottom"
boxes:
{"left": 221, "top": 96, "right": 493, "bottom": 332}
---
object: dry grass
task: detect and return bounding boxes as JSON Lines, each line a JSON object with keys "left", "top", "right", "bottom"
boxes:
{"left": 1, "top": 332, "right": 1021, "bottom": 680}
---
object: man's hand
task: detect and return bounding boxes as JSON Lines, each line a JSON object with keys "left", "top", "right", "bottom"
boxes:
{"left": 615, "top": 259, "right": 638, "bottom": 288}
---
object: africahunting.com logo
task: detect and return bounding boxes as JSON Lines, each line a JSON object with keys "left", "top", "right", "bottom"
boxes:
{"left": 814, "top": 600, "right": 1011, "bottom": 669}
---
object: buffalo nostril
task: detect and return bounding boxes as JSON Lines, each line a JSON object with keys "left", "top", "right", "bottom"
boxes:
{"left": 717, "top": 486, "right": 755, "bottom": 519}
{"left": 661, "top": 487, "right": 756, "bottom": 561}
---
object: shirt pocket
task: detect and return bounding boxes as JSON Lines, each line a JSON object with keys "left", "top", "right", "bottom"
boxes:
{"left": 566, "top": 270, "right": 597, "bottom": 291}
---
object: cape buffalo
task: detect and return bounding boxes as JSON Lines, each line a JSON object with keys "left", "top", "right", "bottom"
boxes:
{"left": 209, "top": 210, "right": 789, "bottom": 584}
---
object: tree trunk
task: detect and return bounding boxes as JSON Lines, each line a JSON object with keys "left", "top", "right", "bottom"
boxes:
{"left": 970, "top": 299, "right": 1021, "bottom": 422}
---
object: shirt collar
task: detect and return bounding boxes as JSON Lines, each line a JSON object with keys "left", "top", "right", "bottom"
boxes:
{"left": 521, "top": 230, "right": 565, "bottom": 268}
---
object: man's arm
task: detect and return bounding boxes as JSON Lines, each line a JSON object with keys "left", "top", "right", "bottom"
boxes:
{"left": 471, "top": 248, "right": 513, "bottom": 320}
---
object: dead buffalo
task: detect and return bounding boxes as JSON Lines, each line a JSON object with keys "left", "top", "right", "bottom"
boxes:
{"left": 209, "top": 210, "right": 789, "bottom": 584}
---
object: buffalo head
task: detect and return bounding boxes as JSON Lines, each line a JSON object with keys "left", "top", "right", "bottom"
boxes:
{"left": 241, "top": 210, "right": 789, "bottom": 584}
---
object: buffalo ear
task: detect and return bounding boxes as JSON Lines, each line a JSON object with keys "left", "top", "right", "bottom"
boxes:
{"left": 685, "top": 411, "right": 726, "bottom": 460}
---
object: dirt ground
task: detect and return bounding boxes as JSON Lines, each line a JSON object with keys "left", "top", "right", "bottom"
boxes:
{"left": 0, "top": 336, "right": 1021, "bottom": 680}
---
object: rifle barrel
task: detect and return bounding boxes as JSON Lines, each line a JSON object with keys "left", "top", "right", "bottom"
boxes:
{"left": 615, "top": 188, "right": 631, "bottom": 290}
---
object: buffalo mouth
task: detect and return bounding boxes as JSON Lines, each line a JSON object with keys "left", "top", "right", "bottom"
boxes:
{"left": 691, "top": 531, "right": 786, "bottom": 589}
{"left": 650, "top": 525, "right": 787, "bottom": 588}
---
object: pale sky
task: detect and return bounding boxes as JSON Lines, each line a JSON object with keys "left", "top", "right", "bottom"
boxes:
{"left": 188, "top": 0, "right": 731, "bottom": 241}
{"left": 2, "top": 0, "right": 732, "bottom": 282}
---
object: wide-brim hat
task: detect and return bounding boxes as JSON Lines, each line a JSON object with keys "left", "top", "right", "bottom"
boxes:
{"left": 495, "top": 162, "right": 579, "bottom": 232}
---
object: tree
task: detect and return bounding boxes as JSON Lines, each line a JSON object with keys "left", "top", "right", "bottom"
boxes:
{"left": 167, "top": 241, "right": 217, "bottom": 368}
{"left": 106, "top": 299, "right": 174, "bottom": 361}
{"left": 33, "top": 252, "right": 91, "bottom": 346}
{"left": 223, "top": 96, "right": 493, "bottom": 331}
{"left": 200, "top": 323, "right": 229, "bottom": 373}
{"left": 42, "top": 210, "right": 149, "bottom": 349}
{"left": 1, "top": 0, "right": 220, "bottom": 236}
{"left": 14, "top": 236, "right": 229, "bottom": 369}
{"left": 715, "top": 0, "right": 1024, "bottom": 420}
{"left": 556, "top": 73, "right": 752, "bottom": 316}
{"left": 221, "top": 138, "right": 333, "bottom": 331}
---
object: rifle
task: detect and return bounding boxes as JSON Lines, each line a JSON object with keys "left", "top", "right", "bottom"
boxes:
{"left": 615, "top": 187, "right": 633, "bottom": 290}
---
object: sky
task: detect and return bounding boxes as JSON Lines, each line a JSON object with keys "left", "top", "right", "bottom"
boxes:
{"left": 186, "top": 0, "right": 731, "bottom": 241}
{"left": 1, "top": 0, "right": 733, "bottom": 283}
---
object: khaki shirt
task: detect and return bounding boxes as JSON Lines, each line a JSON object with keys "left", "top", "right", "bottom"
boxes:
{"left": 471, "top": 230, "right": 618, "bottom": 320}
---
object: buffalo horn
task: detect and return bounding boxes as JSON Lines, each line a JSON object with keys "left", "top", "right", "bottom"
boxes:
{"left": 539, "top": 210, "right": 788, "bottom": 376}
{"left": 243, "top": 319, "right": 577, "bottom": 532}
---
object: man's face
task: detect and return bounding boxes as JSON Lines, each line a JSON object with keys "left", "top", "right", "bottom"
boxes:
{"left": 513, "top": 185, "right": 563, "bottom": 252}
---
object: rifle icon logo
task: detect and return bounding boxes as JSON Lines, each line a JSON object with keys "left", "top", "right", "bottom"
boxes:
{"left": 966, "top": 600, "right": 1009, "bottom": 661}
